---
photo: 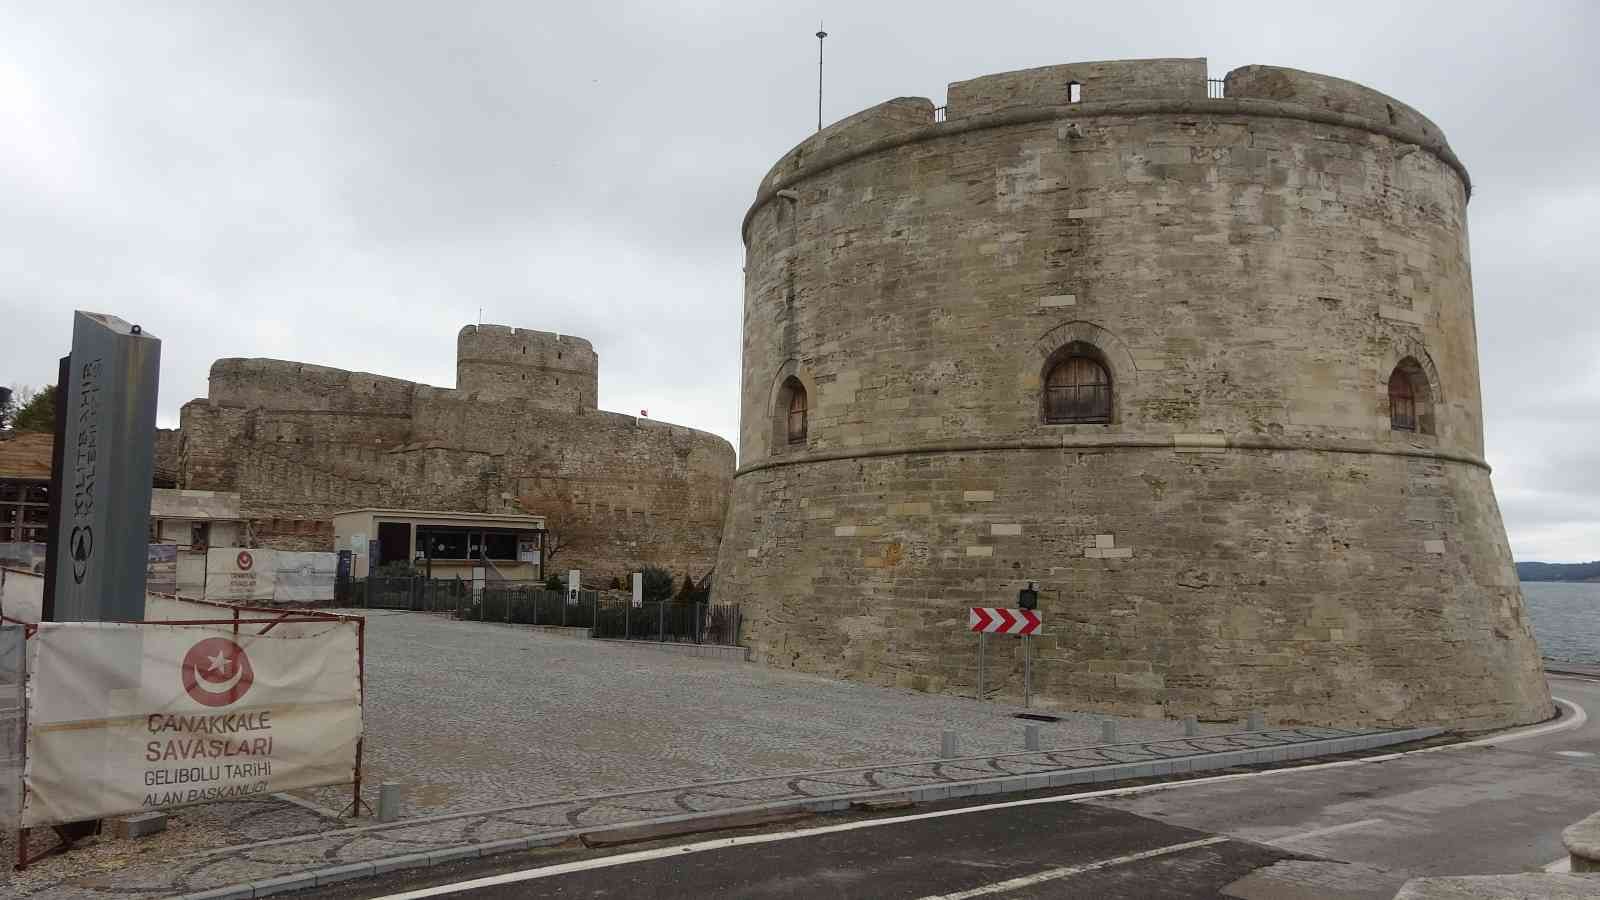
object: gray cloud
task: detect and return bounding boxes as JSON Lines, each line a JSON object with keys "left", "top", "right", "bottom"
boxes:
{"left": 2, "top": 0, "right": 1595, "bottom": 560}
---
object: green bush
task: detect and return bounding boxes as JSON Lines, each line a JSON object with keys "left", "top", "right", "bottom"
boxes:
{"left": 641, "top": 566, "right": 674, "bottom": 603}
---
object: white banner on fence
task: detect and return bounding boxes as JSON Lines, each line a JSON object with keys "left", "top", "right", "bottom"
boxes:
{"left": 273, "top": 552, "right": 336, "bottom": 604}
{"left": 147, "top": 543, "right": 179, "bottom": 595}
{"left": 205, "top": 548, "right": 276, "bottom": 601}
{"left": 20, "top": 620, "right": 361, "bottom": 828}
{"left": 1, "top": 625, "right": 24, "bottom": 828}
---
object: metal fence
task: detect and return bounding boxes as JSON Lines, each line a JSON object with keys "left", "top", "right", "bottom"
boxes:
{"left": 590, "top": 600, "right": 742, "bottom": 646}
{"left": 339, "top": 577, "right": 742, "bottom": 646}
{"left": 1207, "top": 78, "right": 1226, "bottom": 99}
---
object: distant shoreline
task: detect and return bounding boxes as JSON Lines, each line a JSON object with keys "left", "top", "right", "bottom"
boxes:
{"left": 1516, "top": 562, "right": 1600, "bottom": 583}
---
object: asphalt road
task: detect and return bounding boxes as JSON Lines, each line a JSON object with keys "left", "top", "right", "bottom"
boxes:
{"left": 311, "top": 675, "right": 1600, "bottom": 900}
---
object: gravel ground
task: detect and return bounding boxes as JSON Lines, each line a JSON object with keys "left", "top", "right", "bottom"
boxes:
{"left": 2, "top": 608, "right": 1224, "bottom": 895}
{"left": 304, "top": 609, "right": 1218, "bottom": 818}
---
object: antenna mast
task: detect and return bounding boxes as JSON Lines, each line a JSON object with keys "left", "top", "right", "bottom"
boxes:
{"left": 815, "top": 24, "right": 827, "bottom": 132}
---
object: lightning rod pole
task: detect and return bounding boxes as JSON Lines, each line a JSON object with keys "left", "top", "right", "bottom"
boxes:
{"left": 816, "top": 24, "right": 827, "bottom": 132}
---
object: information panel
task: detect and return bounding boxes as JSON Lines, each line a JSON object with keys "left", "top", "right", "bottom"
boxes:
{"left": 20, "top": 620, "right": 361, "bottom": 827}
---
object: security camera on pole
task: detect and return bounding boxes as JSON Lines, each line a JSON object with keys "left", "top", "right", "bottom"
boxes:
{"left": 968, "top": 581, "right": 1043, "bottom": 707}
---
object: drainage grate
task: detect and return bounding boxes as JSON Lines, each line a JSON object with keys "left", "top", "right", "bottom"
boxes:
{"left": 1013, "top": 713, "right": 1062, "bottom": 723}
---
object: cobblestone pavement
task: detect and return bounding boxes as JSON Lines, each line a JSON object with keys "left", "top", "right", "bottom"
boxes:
{"left": 12, "top": 724, "right": 1397, "bottom": 898}
{"left": 1, "top": 610, "right": 1348, "bottom": 897}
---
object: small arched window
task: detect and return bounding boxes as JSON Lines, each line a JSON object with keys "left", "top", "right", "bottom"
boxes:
{"left": 1044, "top": 351, "right": 1111, "bottom": 424}
{"left": 786, "top": 382, "right": 808, "bottom": 444}
{"left": 1387, "top": 357, "right": 1434, "bottom": 434}
{"left": 1388, "top": 369, "right": 1416, "bottom": 432}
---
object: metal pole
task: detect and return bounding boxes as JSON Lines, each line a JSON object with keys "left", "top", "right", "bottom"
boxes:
{"left": 625, "top": 597, "right": 630, "bottom": 639}
{"left": 1024, "top": 634, "right": 1032, "bottom": 709}
{"left": 977, "top": 631, "right": 985, "bottom": 701}
{"left": 352, "top": 617, "right": 366, "bottom": 817}
{"left": 659, "top": 600, "right": 665, "bottom": 642}
{"left": 815, "top": 25, "right": 827, "bottom": 132}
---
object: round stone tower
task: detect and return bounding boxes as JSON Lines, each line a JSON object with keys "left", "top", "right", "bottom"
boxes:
{"left": 456, "top": 324, "right": 598, "bottom": 412}
{"left": 713, "top": 59, "right": 1552, "bottom": 729}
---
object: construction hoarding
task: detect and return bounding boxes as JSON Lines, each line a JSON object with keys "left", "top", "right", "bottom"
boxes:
{"left": 205, "top": 548, "right": 274, "bottom": 602}
{"left": 146, "top": 543, "right": 178, "bottom": 595}
{"left": 203, "top": 548, "right": 336, "bottom": 604}
{"left": 19, "top": 619, "right": 361, "bottom": 827}
{"left": 1, "top": 625, "right": 22, "bottom": 828}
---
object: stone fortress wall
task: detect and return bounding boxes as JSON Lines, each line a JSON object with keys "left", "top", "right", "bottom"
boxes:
{"left": 712, "top": 58, "right": 1552, "bottom": 729}
{"left": 176, "top": 324, "right": 735, "bottom": 582}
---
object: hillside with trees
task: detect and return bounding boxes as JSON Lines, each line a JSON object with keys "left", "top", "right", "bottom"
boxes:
{"left": 1517, "top": 561, "right": 1600, "bottom": 583}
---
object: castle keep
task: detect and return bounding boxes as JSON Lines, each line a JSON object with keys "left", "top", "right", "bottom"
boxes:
{"left": 712, "top": 59, "right": 1552, "bottom": 729}
{"left": 174, "top": 325, "right": 735, "bottom": 583}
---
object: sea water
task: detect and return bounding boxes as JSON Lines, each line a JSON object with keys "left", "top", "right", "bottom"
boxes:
{"left": 1522, "top": 581, "right": 1600, "bottom": 664}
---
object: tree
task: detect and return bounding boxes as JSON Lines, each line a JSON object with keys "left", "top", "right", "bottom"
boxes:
{"left": 523, "top": 481, "right": 605, "bottom": 566}
{"left": 0, "top": 386, "right": 12, "bottom": 430}
{"left": 675, "top": 572, "right": 698, "bottom": 602}
{"left": 11, "top": 384, "right": 56, "bottom": 433}
{"left": 640, "top": 566, "right": 674, "bottom": 603}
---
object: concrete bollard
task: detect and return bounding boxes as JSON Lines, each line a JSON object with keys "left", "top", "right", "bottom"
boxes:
{"left": 1101, "top": 720, "right": 1118, "bottom": 744}
{"left": 1183, "top": 715, "right": 1200, "bottom": 737}
{"left": 1024, "top": 724, "right": 1041, "bottom": 751}
{"left": 110, "top": 811, "right": 168, "bottom": 839}
{"left": 941, "top": 730, "right": 960, "bottom": 759}
{"left": 378, "top": 781, "right": 404, "bottom": 823}
{"left": 1247, "top": 709, "right": 1266, "bottom": 731}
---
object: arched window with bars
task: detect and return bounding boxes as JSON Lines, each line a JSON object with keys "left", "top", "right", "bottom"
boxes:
{"left": 772, "top": 376, "right": 810, "bottom": 451}
{"left": 786, "top": 380, "right": 808, "bottom": 444}
{"left": 1388, "top": 368, "right": 1417, "bottom": 432}
{"left": 1043, "top": 346, "right": 1112, "bottom": 424}
{"left": 1387, "top": 357, "right": 1434, "bottom": 434}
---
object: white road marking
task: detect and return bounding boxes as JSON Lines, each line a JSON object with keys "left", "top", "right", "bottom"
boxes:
{"left": 1266, "top": 818, "right": 1384, "bottom": 846}
{"left": 371, "top": 696, "right": 1588, "bottom": 900}
{"left": 1544, "top": 856, "right": 1572, "bottom": 872}
{"left": 1554, "top": 750, "right": 1593, "bottom": 758}
{"left": 913, "top": 837, "right": 1231, "bottom": 899}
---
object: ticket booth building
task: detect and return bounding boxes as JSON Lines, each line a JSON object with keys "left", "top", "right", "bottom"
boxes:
{"left": 331, "top": 508, "right": 545, "bottom": 581}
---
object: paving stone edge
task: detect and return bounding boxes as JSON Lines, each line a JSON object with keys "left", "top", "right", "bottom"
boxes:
{"left": 167, "top": 725, "right": 1443, "bottom": 899}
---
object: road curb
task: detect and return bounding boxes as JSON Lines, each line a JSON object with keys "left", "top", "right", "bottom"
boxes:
{"left": 165, "top": 724, "right": 1442, "bottom": 899}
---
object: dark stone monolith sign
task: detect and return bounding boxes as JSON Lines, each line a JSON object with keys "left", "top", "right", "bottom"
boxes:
{"left": 47, "top": 311, "right": 160, "bottom": 622}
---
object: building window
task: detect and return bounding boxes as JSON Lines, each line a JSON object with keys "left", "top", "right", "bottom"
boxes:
{"left": 1387, "top": 357, "right": 1434, "bottom": 434}
{"left": 1068, "top": 80, "right": 1082, "bottom": 103}
{"left": 414, "top": 527, "right": 520, "bottom": 561}
{"left": 1388, "top": 368, "right": 1417, "bottom": 432}
{"left": 773, "top": 376, "right": 809, "bottom": 450}
{"left": 1044, "top": 350, "right": 1112, "bottom": 424}
{"left": 790, "top": 384, "right": 812, "bottom": 441}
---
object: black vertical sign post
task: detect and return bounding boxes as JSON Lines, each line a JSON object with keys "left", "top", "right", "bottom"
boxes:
{"left": 46, "top": 312, "right": 160, "bottom": 623}
{"left": 39, "top": 356, "right": 70, "bottom": 622}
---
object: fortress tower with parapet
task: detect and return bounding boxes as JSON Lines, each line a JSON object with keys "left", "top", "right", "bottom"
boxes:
{"left": 176, "top": 324, "right": 734, "bottom": 581}
{"left": 712, "top": 58, "right": 1552, "bottom": 729}
{"left": 455, "top": 325, "right": 599, "bottom": 411}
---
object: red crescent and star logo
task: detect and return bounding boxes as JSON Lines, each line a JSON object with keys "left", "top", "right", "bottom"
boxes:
{"left": 236, "top": 550, "right": 254, "bottom": 572}
{"left": 180, "top": 637, "right": 255, "bottom": 707}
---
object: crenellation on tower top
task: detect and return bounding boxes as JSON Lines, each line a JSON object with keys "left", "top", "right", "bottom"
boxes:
{"left": 455, "top": 323, "right": 599, "bottom": 411}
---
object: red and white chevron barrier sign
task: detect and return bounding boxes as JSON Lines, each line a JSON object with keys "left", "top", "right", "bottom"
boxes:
{"left": 969, "top": 607, "right": 1041, "bottom": 635}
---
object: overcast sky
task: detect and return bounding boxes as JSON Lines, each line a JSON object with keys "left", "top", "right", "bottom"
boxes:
{"left": 1, "top": 2, "right": 1594, "bottom": 561}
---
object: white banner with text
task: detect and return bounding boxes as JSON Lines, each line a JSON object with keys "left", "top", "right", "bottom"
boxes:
{"left": 20, "top": 620, "right": 361, "bottom": 827}
{"left": 205, "top": 548, "right": 276, "bottom": 601}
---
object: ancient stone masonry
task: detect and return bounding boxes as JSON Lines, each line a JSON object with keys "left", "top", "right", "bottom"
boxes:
{"left": 712, "top": 58, "right": 1552, "bottom": 730}
{"left": 176, "top": 325, "right": 734, "bottom": 579}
